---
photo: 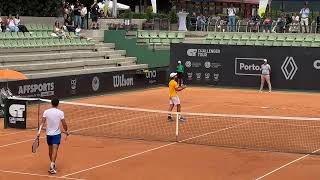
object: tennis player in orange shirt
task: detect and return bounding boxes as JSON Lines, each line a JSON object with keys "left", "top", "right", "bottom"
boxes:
{"left": 168, "top": 72, "right": 186, "bottom": 121}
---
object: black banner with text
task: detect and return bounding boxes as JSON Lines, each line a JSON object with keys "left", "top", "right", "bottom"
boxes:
{"left": 170, "top": 44, "right": 320, "bottom": 90}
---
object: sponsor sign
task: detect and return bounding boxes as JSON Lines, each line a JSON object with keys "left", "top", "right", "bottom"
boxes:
{"left": 281, "top": 56, "right": 298, "bottom": 80}
{"left": 187, "top": 48, "right": 221, "bottom": 57}
{"left": 18, "top": 82, "right": 54, "bottom": 97}
{"left": 145, "top": 70, "right": 157, "bottom": 84}
{"left": 113, "top": 74, "right": 134, "bottom": 88}
{"left": 4, "top": 99, "right": 27, "bottom": 129}
{"left": 235, "top": 58, "right": 266, "bottom": 76}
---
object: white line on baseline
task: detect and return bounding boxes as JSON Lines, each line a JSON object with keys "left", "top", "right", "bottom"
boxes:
{"left": 0, "top": 169, "right": 85, "bottom": 180}
{"left": 62, "top": 121, "right": 251, "bottom": 178}
{"left": 255, "top": 148, "right": 320, "bottom": 180}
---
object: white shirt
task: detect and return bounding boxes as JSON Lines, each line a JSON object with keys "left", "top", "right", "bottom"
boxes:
{"left": 8, "top": 19, "right": 15, "bottom": 27}
{"left": 300, "top": 8, "right": 310, "bottom": 18}
{"left": 81, "top": 7, "right": 87, "bottom": 16}
{"left": 228, "top": 8, "right": 236, "bottom": 17}
{"left": 14, "top": 18, "right": 20, "bottom": 25}
{"left": 261, "top": 64, "right": 271, "bottom": 75}
{"left": 43, "top": 108, "right": 64, "bottom": 136}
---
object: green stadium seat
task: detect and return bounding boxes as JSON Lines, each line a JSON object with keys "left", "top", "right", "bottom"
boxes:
{"left": 9, "top": 40, "right": 19, "bottom": 48}
{"left": 141, "top": 31, "right": 150, "bottom": 39}
{"left": 229, "top": 34, "right": 240, "bottom": 44}
{"left": 0, "top": 33, "right": 5, "bottom": 40}
{"left": 250, "top": 34, "right": 259, "bottom": 41}
{"left": 136, "top": 31, "right": 142, "bottom": 38}
{"left": 203, "top": 39, "right": 211, "bottom": 44}
{"left": 0, "top": 40, "right": 5, "bottom": 48}
{"left": 149, "top": 31, "right": 158, "bottom": 39}
{"left": 206, "top": 33, "right": 215, "bottom": 40}
{"left": 44, "top": 24, "right": 52, "bottom": 31}
{"left": 286, "top": 35, "right": 296, "bottom": 42}
{"left": 304, "top": 35, "right": 315, "bottom": 43}
{"left": 168, "top": 32, "right": 176, "bottom": 39}
{"left": 74, "top": 39, "right": 82, "bottom": 46}
{"left": 245, "top": 40, "right": 255, "bottom": 46}
{"left": 177, "top": 32, "right": 185, "bottom": 39}
{"left": 254, "top": 41, "right": 264, "bottom": 46}
{"left": 149, "top": 38, "right": 161, "bottom": 45}
{"left": 17, "top": 32, "right": 25, "bottom": 39}
{"left": 311, "top": 42, "right": 320, "bottom": 47}
{"left": 52, "top": 38, "right": 61, "bottom": 47}
{"left": 236, "top": 40, "right": 246, "bottom": 46}
{"left": 171, "top": 39, "right": 180, "bottom": 43}
{"left": 240, "top": 34, "right": 250, "bottom": 44}
{"left": 4, "top": 32, "right": 13, "bottom": 39}
{"left": 35, "top": 32, "right": 43, "bottom": 38}
{"left": 215, "top": 33, "right": 224, "bottom": 40}
{"left": 25, "top": 24, "right": 32, "bottom": 31}
{"left": 36, "top": 24, "right": 43, "bottom": 31}
{"left": 273, "top": 41, "right": 283, "bottom": 46}
{"left": 68, "top": 32, "right": 77, "bottom": 39}
{"left": 301, "top": 41, "right": 311, "bottom": 47}
{"left": 16, "top": 40, "right": 25, "bottom": 48}
{"left": 223, "top": 33, "right": 232, "bottom": 40}
{"left": 161, "top": 38, "right": 170, "bottom": 45}
{"left": 11, "top": 32, "right": 19, "bottom": 39}
{"left": 42, "top": 31, "right": 50, "bottom": 38}
{"left": 314, "top": 35, "right": 320, "bottom": 42}
{"left": 295, "top": 35, "right": 305, "bottom": 42}
{"left": 276, "top": 34, "right": 286, "bottom": 42}
{"left": 292, "top": 41, "right": 302, "bottom": 47}
{"left": 282, "top": 41, "right": 292, "bottom": 47}
{"left": 267, "top": 34, "right": 277, "bottom": 41}
{"left": 158, "top": 31, "right": 167, "bottom": 39}
{"left": 263, "top": 40, "right": 273, "bottom": 46}
{"left": 24, "top": 32, "right": 33, "bottom": 39}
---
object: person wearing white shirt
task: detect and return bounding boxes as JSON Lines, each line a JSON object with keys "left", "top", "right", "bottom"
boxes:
{"left": 80, "top": 4, "right": 87, "bottom": 29}
{"left": 227, "top": 4, "right": 237, "bottom": 32}
{"left": 38, "top": 98, "right": 69, "bottom": 175}
{"left": 300, "top": 2, "right": 310, "bottom": 33}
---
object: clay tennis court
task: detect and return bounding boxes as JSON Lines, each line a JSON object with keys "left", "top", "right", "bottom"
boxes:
{"left": 1, "top": 87, "right": 320, "bottom": 180}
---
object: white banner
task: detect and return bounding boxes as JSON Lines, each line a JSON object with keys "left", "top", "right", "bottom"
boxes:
{"left": 151, "top": 0, "right": 157, "bottom": 13}
{"left": 258, "top": 0, "right": 269, "bottom": 17}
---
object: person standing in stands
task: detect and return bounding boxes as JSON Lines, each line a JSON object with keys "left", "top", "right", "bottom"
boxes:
{"left": 227, "top": 4, "right": 237, "bottom": 32}
{"left": 91, "top": 0, "right": 99, "bottom": 29}
{"left": 176, "top": 61, "right": 185, "bottom": 86}
{"left": 300, "top": 2, "right": 310, "bottom": 33}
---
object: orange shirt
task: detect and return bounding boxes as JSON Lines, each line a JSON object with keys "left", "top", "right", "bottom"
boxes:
{"left": 169, "top": 80, "right": 178, "bottom": 97}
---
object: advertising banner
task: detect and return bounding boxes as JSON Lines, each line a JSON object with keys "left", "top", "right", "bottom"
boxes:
{"left": 4, "top": 99, "right": 27, "bottom": 129}
{"left": 170, "top": 43, "right": 320, "bottom": 90}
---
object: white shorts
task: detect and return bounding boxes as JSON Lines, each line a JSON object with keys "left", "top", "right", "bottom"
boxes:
{"left": 169, "top": 96, "right": 181, "bottom": 105}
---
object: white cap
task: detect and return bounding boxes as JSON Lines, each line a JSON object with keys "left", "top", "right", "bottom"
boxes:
{"left": 264, "top": 59, "right": 267, "bottom": 62}
{"left": 170, "top": 72, "right": 177, "bottom": 78}
{"left": 178, "top": 61, "right": 181, "bottom": 64}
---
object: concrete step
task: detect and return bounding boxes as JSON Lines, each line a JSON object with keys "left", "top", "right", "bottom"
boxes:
{"left": 26, "top": 64, "right": 149, "bottom": 79}
{"left": 2, "top": 57, "right": 137, "bottom": 73}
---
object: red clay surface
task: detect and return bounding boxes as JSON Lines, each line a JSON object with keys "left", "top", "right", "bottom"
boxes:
{"left": 1, "top": 87, "right": 320, "bottom": 180}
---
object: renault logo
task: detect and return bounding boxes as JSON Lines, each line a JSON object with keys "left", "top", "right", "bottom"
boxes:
{"left": 281, "top": 57, "right": 298, "bottom": 80}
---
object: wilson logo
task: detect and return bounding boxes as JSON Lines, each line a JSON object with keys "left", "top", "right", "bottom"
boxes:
{"left": 113, "top": 75, "right": 134, "bottom": 88}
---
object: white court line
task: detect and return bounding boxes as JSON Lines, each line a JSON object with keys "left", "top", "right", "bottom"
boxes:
{"left": 62, "top": 121, "right": 251, "bottom": 178}
{"left": 0, "top": 169, "right": 85, "bottom": 180}
{"left": 255, "top": 148, "right": 320, "bottom": 180}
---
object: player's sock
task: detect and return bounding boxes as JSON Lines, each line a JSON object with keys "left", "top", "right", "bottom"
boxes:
{"left": 50, "top": 162, "right": 55, "bottom": 169}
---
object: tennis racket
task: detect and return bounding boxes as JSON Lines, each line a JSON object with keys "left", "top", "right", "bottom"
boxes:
{"left": 32, "top": 136, "right": 40, "bottom": 153}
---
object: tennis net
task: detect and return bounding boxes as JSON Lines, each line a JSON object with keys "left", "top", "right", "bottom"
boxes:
{"left": 5, "top": 97, "right": 320, "bottom": 155}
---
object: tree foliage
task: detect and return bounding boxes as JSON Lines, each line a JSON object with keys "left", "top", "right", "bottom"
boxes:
{"left": 0, "top": 0, "right": 63, "bottom": 17}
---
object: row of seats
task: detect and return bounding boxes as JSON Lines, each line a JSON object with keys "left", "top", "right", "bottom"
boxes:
{"left": 147, "top": 38, "right": 183, "bottom": 45}
{"left": 0, "top": 39, "right": 95, "bottom": 48}
{"left": 0, "top": 32, "right": 79, "bottom": 40}
{"left": 137, "top": 31, "right": 186, "bottom": 39}
{"left": 205, "top": 33, "right": 320, "bottom": 47}
{"left": 25, "top": 24, "right": 52, "bottom": 32}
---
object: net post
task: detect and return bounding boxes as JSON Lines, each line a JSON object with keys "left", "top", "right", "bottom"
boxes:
{"left": 37, "top": 100, "right": 40, "bottom": 130}
{"left": 175, "top": 112, "right": 179, "bottom": 142}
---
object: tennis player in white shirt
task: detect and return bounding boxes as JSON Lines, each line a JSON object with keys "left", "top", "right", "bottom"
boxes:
{"left": 37, "top": 98, "right": 69, "bottom": 174}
